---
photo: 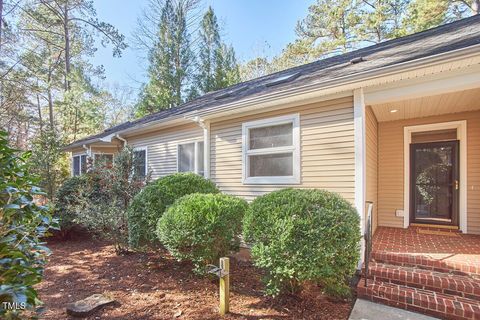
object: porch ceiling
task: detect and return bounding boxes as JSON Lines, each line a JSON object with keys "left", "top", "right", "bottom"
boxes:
{"left": 369, "top": 87, "right": 480, "bottom": 122}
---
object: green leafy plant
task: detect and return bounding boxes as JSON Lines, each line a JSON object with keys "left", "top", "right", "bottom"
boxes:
{"left": 54, "top": 175, "right": 88, "bottom": 237}
{"left": 73, "top": 147, "right": 147, "bottom": 254}
{"left": 156, "top": 193, "right": 247, "bottom": 273}
{"left": 0, "top": 130, "right": 59, "bottom": 318}
{"left": 127, "top": 173, "right": 219, "bottom": 248}
{"left": 243, "top": 188, "right": 361, "bottom": 298}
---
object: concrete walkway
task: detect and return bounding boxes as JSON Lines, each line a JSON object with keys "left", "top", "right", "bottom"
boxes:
{"left": 349, "top": 299, "right": 439, "bottom": 320}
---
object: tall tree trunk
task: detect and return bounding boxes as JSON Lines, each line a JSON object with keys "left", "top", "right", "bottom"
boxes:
{"left": 47, "top": 50, "right": 55, "bottom": 131}
{"left": 63, "top": 2, "right": 71, "bottom": 91}
{"left": 0, "top": 0, "right": 4, "bottom": 53}
{"left": 36, "top": 93, "right": 43, "bottom": 134}
{"left": 47, "top": 86, "right": 54, "bottom": 130}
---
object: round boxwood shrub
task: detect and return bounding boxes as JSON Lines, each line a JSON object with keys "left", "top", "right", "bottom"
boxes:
{"left": 127, "top": 173, "right": 219, "bottom": 248}
{"left": 243, "top": 188, "right": 361, "bottom": 298}
{"left": 156, "top": 193, "right": 247, "bottom": 273}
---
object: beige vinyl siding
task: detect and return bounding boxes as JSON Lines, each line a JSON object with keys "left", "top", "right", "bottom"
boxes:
{"left": 127, "top": 123, "right": 203, "bottom": 179}
{"left": 92, "top": 146, "right": 121, "bottom": 155}
{"left": 365, "top": 106, "right": 378, "bottom": 233}
{"left": 377, "top": 110, "right": 480, "bottom": 233}
{"left": 71, "top": 145, "right": 121, "bottom": 157}
{"left": 210, "top": 97, "right": 355, "bottom": 202}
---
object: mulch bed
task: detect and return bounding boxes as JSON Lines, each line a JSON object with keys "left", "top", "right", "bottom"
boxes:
{"left": 36, "top": 237, "right": 354, "bottom": 319}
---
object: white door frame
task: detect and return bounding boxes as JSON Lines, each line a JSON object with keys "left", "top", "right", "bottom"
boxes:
{"left": 403, "top": 120, "right": 467, "bottom": 232}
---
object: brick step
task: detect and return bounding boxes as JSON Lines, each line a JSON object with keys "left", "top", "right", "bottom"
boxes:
{"left": 357, "top": 278, "right": 480, "bottom": 320}
{"left": 364, "top": 262, "right": 480, "bottom": 301}
{"left": 372, "top": 250, "right": 480, "bottom": 276}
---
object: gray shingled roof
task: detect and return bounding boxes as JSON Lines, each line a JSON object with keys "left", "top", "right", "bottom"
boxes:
{"left": 66, "top": 15, "right": 480, "bottom": 148}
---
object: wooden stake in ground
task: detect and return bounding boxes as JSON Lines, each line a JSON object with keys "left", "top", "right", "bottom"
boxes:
{"left": 219, "top": 257, "right": 230, "bottom": 315}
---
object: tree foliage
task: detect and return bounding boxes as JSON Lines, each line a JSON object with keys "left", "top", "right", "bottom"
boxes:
{"left": 195, "top": 6, "right": 240, "bottom": 95}
{"left": 0, "top": 130, "right": 58, "bottom": 318}
{"left": 134, "top": 1, "right": 240, "bottom": 116}
{"left": 135, "top": 0, "right": 197, "bottom": 116}
{"left": 0, "top": 0, "right": 130, "bottom": 200}
{"left": 241, "top": 0, "right": 479, "bottom": 80}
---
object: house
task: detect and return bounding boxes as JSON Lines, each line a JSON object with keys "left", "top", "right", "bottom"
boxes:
{"left": 64, "top": 15, "right": 480, "bottom": 319}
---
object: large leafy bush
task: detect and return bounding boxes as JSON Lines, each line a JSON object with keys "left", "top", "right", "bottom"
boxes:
{"left": 156, "top": 193, "right": 247, "bottom": 272}
{"left": 70, "top": 147, "right": 147, "bottom": 254}
{"left": 0, "top": 131, "right": 58, "bottom": 318}
{"left": 127, "top": 173, "right": 219, "bottom": 248}
{"left": 243, "top": 188, "right": 361, "bottom": 297}
{"left": 54, "top": 176, "right": 88, "bottom": 236}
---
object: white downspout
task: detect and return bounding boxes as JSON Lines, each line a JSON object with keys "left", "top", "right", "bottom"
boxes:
{"left": 354, "top": 88, "right": 366, "bottom": 269}
{"left": 82, "top": 144, "right": 91, "bottom": 157}
{"left": 192, "top": 116, "right": 210, "bottom": 179}
{"left": 116, "top": 134, "right": 127, "bottom": 146}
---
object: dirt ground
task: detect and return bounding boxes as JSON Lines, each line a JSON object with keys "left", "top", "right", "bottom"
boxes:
{"left": 36, "top": 237, "right": 353, "bottom": 319}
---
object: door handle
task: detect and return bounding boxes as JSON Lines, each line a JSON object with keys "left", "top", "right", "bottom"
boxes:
{"left": 455, "top": 180, "right": 459, "bottom": 190}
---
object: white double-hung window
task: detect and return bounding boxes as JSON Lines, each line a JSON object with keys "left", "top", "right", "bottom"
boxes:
{"left": 133, "top": 147, "right": 148, "bottom": 178}
{"left": 177, "top": 141, "right": 204, "bottom": 176}
{"left": 242, "top": 114, "right": 300, "bottom": 184}
{"left": 72, "top": 154, "right": 88, "bottom": 176}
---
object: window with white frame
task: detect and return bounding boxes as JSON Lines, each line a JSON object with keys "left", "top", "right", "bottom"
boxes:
{"left": 177, "top": 141, "right": 204, "bottom": 176}
{"left": 133, "top": 147, "right": 147, "bottom": 178}
{"left": 242, "top": 114, "right": 300, "bottom": 184}
{"left": 72, "top": 154, "right": 88, "bottom": 176}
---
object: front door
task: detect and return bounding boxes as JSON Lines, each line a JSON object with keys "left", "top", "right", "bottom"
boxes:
{"left": 410, "top": 140, "right": 459, "bottom": 225}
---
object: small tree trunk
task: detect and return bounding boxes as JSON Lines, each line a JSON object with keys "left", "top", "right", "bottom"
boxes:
{"left": 63, "top": 2, "right": 71, "bottom": 91}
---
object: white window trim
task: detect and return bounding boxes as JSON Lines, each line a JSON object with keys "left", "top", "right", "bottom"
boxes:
{"left": 176, "top": 140, "right": 204, "bottom": 175}
{"left": 242, "top": 113, "right": 300, "bottom": 185}
{"left": 133, "top": 146, "right": 148, "bottom": 176}
{"left": 403, "top": 120, "right": 467, "bottom": 232}
{"left": 71, "top": 153, "right": 88, "bottom": 177}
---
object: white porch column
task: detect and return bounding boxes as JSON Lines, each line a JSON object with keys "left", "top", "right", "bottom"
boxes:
{"left": 354, "top": 88, "right": 366, "bottom": 267}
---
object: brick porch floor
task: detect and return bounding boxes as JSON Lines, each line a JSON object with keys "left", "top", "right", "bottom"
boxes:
{"left": 358, "top": 227, "right": 480, "bottom": 319}
{"left": 372, "top": 227, "right": 480, "bottom": 275}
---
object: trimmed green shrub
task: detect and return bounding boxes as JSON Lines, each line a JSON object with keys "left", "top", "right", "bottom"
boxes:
{"left": 54, "top": 176, "right": 88, "bottom": 234}
{"left": 127, "top": 173, "right": 219, "bottom": 248}
{"left": 243, "top": 188, "right": 361, "bottom": 297}
{"left": 156, "top": 193, "right": 247, "bottom": 272}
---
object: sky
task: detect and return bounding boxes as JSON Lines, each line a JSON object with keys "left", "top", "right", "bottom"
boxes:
{"left": 91, "top": 0, "right": 312, "bottom": 94}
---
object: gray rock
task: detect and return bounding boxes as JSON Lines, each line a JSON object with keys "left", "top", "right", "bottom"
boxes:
{"left": 66, "top": 294, "right": 115, "bottom": 317}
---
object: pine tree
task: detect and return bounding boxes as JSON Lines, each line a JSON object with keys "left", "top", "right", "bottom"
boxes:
{"left": 195, "top": 7, "right": 239, "bottom": 95}
{"left": 136, "top": 0, "right": 196, "bottom": 116}
{"left": 241, "top": 0, "right": 478, "bottom": 81}
{"left": 296, "top": 0, "right": 360, "bottom": 54}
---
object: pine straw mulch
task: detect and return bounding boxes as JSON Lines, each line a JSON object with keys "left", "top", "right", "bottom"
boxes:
{"left": 36, "top": 236, "right": 354, "bottom": 319}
